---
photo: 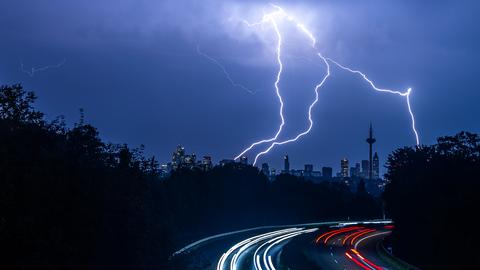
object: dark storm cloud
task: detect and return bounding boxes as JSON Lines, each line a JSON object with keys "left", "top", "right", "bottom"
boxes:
{"left": 1, "top": 0, "right": 479, "bottom": 172}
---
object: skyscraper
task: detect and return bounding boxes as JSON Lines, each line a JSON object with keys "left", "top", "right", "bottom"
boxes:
{"left": 340, "top": 158, "right": 349, "bottom": 178}
{"left": 304, "top": 164, "right": 313, "bottom": 177}
{"left": 201, "top": 156, "right": 212, "bottom": 171}
{"left": 219, "top": 159, "right": 235, "bottom": 166}
{"left": 261, "top": 163, "right": 270, "bottom": 176}
{"left": 283, "top": 155, "right": 290, "bottom": 174}
{"left": 322, "top": 167, "right": 332, "bottom": 178}
{"left": 354, "top": 162, "right": 361, "bottom": 177}
{"left": 366, "top": 124, "right": 376, "bottom": 180}
{"left": 350, "top": 163, "right": 361, "bottom": 178}
{"left": 373, "top": 152, "right": 380, "bottom": 179}
{"left": 183, "top": 153, "right": 196, "bottom": 169}
{"left": 172, "top": 145, "right": 185, "bottom": 170}
{"left": 361, "top": 160, "right": 370, "bottom": 178}
{"left": 240, "top": 155, "right": 248, "bottom": 165}
{"left": 350, "top": 167, "right": 356, "bottom": 178}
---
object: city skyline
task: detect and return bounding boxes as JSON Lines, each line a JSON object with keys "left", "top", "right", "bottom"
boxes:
{"left": 1, "top": 1, "right": 477, "bottom": 269}
{"left": 1, "top": 1, "right": 478, "bottom": 173}
{"left": 164, "top": 147, "right": 382, "bottom": 178}
{"left": 163, "top": 124, "right": 383, "bottom": 178}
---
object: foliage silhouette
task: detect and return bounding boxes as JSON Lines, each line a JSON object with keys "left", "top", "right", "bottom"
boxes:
{"left": 383, "top": 131, "right": 480, "bottom": 269}
{"left": 0, "top": 84, "right": 381, "bottom": 270}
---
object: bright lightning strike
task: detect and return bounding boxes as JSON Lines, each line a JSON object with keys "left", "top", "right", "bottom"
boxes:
{"left": 253, "top": 53, "right": 330, "bottom": 165}
{"left": 20, "top": 58, "right": 66, "bottom": 77}
{"left": 196, "top": 45, "right": 257, "bottom": 94}
{"left": 235, "top": 4, "right": 420, "bottom": 165}
{"left": 325, "top": 58, "right": 420, "bottom": 145}
{"left": 250, "top": 5, "right": 332, "bottom": 165}
{"left": 234, "top": 9, "right": 286, "bottom": 160}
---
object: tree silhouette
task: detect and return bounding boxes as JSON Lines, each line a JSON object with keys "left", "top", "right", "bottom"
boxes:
{"left": 0, "top": 84, "right": 43, "bottom": 124}
{"left": 383, "top": 131, "right": 479, "bottom": 269}
{"left": 1, "top": 83, "right": 383, "bottom": 270}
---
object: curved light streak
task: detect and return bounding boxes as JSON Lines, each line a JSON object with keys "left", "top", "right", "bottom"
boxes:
{"left": 208, "top": 220, "right": 391, "bottom": 270}
{"left": 260, "top": 230, "right": 305, "bottom": 270}
{"left": 261, "top": 228, "right": 318, "bottom": 270}
{"left": 350, "top": 249, "right": 383, "bottom": 270}
{"left": 253, "top": 229, "right": 304, "bottom": 270}
{"left": 230, "top": 228, "right": 300, "bottom": 270}
{"left": 315, "top": 226, "right": 363, "bottom": 244}
{"left": 346, "top": 251, "right": 376, "bottom": 270}
{"left": 350, "top": 229, "right": 377, "bottom": 246}
{"left": 216, "top": 227, "right": 301, "bottom": 270}
{"left": 171, "top": 220, "right": 342, "bottom": 257}
{"left": 342, "top": 228, "right": 369, "bottom": 245}
{"left": 354, "top": 231, "right": 391, "bottom": 250}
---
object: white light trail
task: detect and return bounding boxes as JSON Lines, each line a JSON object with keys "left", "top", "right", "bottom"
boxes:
{"left": 216, "top": 237, "right": 252, "bottom": 270}
{"left": 196, "top": 45, "right": 257, "bottom": 94}
{"left": 258, "top": 228, "right": 318, "bottom": 270}
{"left": 208, "top": 221, "right": 390, "bottom": 270}
{"left": 171, "top": 220, "right": 339, "bottom": 258}
{"left": 259, "top": 230, "right": 304, "bottom": 270}
{"left": 230, "top": 228, "right": 301, "bottom": 270}
{"left": 216, "top": 227, "right": 301, "bottom": 270}
{"left": 234, "top": 4, "right": 420, "bottom": 165}
{"left": 20, "top": 58, "right": 66, "bottom": 77}
{"left": 354, "top": 231, "right": 391, "bottom": 250}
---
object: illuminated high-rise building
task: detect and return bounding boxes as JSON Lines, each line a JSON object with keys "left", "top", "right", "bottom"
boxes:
{"left": 240, "top": 155, "right": 248, "bottom": 165}
{"left": 159, "top": 163, "right": 171, "bottom": 178}
{"left": 172, "top": 145, "right": 185, "bottom": 170}
{"left": 183, "top": 153, "right": 196, "bottom": 169}
{"left": 340, "top": 158, "right": 349, "bottom": 178}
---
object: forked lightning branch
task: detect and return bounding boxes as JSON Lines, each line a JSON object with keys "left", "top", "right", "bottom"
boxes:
{"left": 231, "top": 4, "right": 419, "bottom": 166}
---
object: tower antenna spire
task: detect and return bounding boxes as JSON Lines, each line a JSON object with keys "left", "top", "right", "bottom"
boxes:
{"left": 366, "top": 123, "right": 376, "bottom": 180}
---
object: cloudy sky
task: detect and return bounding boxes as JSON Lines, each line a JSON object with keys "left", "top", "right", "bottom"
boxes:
{"left": 1, "top": 0, "right": 478, "bottom": 172}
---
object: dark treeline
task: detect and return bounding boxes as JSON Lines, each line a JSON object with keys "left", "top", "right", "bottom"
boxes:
{"left": 383, "top": 131, "right": 480, "bottom": 269}
{"left": 0, "top": 84, "right": 169, "bottom": 269}
{"left": 164, "top": 167, "right": 380, "bottom": 241}
{"left": 0, "top": 84, "right": 381, "bottom": 270}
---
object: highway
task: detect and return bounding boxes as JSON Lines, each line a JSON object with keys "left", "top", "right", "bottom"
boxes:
{"left": 169, "top": 220, "right": 407, "bottom": 270}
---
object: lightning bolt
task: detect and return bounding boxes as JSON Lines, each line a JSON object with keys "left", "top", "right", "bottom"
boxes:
{"left": 234, "top": 9, "right": 286, "bottom": 160}
{"left": 234, "top": 4, "right": 420, "bottom": 166}
{"left": 20, "top": 58, "right": 66, "bottom": 77}
{"left": 325, "top": 58, "right": 420, "bottom": 145}
{"left": 196, "top": 45, "right": 257, "bottom": 94}
{"left": 252, "top": 53, "right": 330, "bottom": 165}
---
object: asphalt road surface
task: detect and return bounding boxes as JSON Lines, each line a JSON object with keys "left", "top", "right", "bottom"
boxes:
{"left": 169, "top": 220, "right": 408, "bottom": 270}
